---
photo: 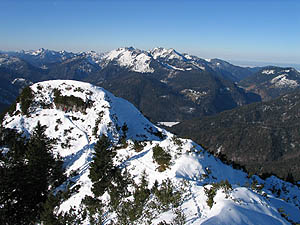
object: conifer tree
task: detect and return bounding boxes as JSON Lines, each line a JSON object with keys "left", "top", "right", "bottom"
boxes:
{"left": 0, "top": 129, "right": 28, "bottom": 225}
{"left": 0, "top": 122, "right": 64, "bottom": 224}
{"left": 89, "top": 134, "right": 114, "bottom": 197}
{"left": 25, "top": 122, "right": 64, "bottom": 218}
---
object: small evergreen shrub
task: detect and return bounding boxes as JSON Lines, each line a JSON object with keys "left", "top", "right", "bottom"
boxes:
{"left": 204, "top": 180, "right": 233, "bottom": 208}
{"left": 74, "top": 87, "right": 84, "bottom": 93}
{"left": 19, "top": 86, "right": 34, "bottom": 115}
{"left": 153, "top": 178, "right": 181, "bottom": 210}
{"left": 153, "top": 130, "right": 165, "bottom": 139}
{"left": 53, "top": 88, "right": 93, "bottom": 112}
{"left": 92, "top": 111, "right": 104, "bottom": 137}
{"left": 81, "top": 196, "right": 103, "bottom": 224}
{"left": 152, "top": 145, "right": 171, "bottom": 171}
{"left": 133, "top": 140, "right": 144, "bottom": 152}
{"left": 172, "top": 136, "right": 183, "bottom": 146}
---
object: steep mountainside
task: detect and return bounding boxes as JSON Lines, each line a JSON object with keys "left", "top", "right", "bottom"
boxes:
{"left": 0, "top": 54, "right": 37, "bottom": 111}
{"left": 239, "top": 66, "right": 300, "bottom": 101}
{"left": 208, "top": 58, "right": 255, "bottom": 81}
{"left": 97, "top": 70, "right": 260, "bottom": 122}
{"left": 1, "top": 80, "right": 300, "bottom": 225}
{"left": 170, "top": 89, "right": 300, "bottom": 181}
{"left": 0, "top": 48, "right": 261, "bottom": 122}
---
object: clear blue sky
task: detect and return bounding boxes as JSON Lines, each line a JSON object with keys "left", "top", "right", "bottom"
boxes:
{"left": 1, "top": 0, "right": 299, "bottom": 64}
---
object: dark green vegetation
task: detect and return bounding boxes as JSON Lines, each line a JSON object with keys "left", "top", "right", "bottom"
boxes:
{"left": 0, "top": 86, "right": 34, "bottom": 123}
{"left": 18, "top": 86, "right": 34, "bottom": 115}
{"left": 152, "top": 144, "right": 172, "bottom": 171}
{"left": 53, "top": 88, "right": 93, "bottom": 112}
{"left": 88, "top": 135, "right": 125, "bottom": 198}
{"left": 0, "top": 122, "right": 65, "bottom": 225}
{"left": 31, "top": 134, "right": 184, "bottom": 224}
{"left": 58, "top": 135, "right": 184, "bottom": 224}
{"left": 204, "top": 180, "right": 232, "bottom": 208}
{"left": 170, "top": 89, "right": 300, "bottom": 181}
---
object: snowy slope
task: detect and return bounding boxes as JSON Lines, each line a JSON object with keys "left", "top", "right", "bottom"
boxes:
{"left": 2, "top": 80, "right": 300, "bottom": 224}
{"left": 260, "top": 68, "right": 300, "bottom": 89}
{"left": 102, "top": 47, "right": 154, "bottom": 73}
{"left": 150, "top": 47, "right": 186, "bottom": 61}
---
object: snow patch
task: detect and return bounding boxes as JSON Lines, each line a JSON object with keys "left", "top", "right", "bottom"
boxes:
{"left": 262, "top": 70, "right": 275, "bottom": 75}
{"left": 157, "top": 122, "right": 180, "bottom": 127}
{"left": 271, "top": 74, "right": 299, "bottom": 88}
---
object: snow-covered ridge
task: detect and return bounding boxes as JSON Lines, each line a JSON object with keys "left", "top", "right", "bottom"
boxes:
{"left": 149, "top": 47, "right": 187, "bottom": 61}
{"left": 262, "top": 69, "right": 275, "bottom": 75}
{"left": 271, "top": 74, "right": 299, "bottom": 88}
{"left": 2, "top": 80, "right": 300, "bottom": 224}
{"left": 3, "top": 47, "right": 213, "bottom": 73}
{"left": 102, "top": 47, "right": 154, "bottom": 73}
{"left": 261, "top": 68, "right": 300, "bottom": 89}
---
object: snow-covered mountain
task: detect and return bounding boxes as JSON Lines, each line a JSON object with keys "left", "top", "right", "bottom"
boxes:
{"left": 1, "top": 80, "right": 300, "bottom": 224}
{"left": 239, "top": 66, "right": 300, "bottom": 101}
{"left": 101, "top": 47, "right": 154, "bottom": 73}
{"left": 97, "top": 47, "right": 253, "bottom": 79}
{"left": 4, "top": 47, "right": 255, "bottom": 80}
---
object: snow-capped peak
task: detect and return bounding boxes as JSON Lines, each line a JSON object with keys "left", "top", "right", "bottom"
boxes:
{"left": 103, "top": 47, "right": 154, "bottom": 73}
{"left": 24, "top": 48, "right": 55, "bottom": 56}
{"left": 149, "top": 47, "right": 186, "bottom": 61}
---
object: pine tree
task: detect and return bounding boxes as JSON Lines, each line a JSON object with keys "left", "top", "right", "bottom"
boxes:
{"left": 0, "top": 129, "right": 28, "bottom": 225}
{"left": 0, "top": 122, "right": 65, "bottom": 224}
{"left": 24, "top": 122, "right": 64, "bottom": 219}
{"left": 89, "top": 135, "right": 114, "bottom": 197}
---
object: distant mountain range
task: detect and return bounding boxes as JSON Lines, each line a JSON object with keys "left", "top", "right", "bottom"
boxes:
{"left": 2, "top": 47, "right": 300, "bottom": 123}
{"left": 2, "top": 47, "right": 255, "bottom": 80}
{"left": 0, "top": 47, "right": 263, "bottom": 121}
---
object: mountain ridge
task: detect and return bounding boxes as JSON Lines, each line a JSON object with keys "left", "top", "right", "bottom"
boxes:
{"left": 4, "top": 47, "right": 256, "bottom": 81}
{"left": 0, "top": 47, "right": 262, "bottom": 122}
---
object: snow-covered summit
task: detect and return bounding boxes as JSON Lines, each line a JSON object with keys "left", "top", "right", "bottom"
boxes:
{"left": 4, "top": 80, "right": 161, "bottom": 142}
{"left": 102, "top": 47, "right": 154, "bottom": 73}
{"left": 149, "top": 47, "right": 187, "bottom": 61}
{"left": 258, "top": 67, "right": 300, "bottom": 89}
{"left": 2, "top": 80, "right": 300, "bottom": 224}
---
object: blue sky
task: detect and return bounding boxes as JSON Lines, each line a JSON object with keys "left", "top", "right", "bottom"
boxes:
{"left": 0, "top": 0, "right": 299, "bottom": 64}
